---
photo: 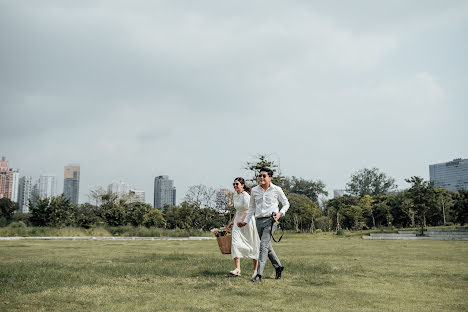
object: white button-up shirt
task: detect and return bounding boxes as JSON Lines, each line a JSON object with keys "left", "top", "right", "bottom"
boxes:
{"left": 243, "top": 183, "right": 290, "bottom": 224}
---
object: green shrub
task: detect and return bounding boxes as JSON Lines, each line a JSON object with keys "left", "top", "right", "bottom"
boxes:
{"left": 9, "top": 221, "right": 27, "bottom": 228}
{"left": 0, "top": 217, "right": 9, "bottom": 227}
{"left": 11, "top": 213, "right": 32, "bottom": 226}
{"left": 315, "top": 216, "right": 332, "bottom": 232}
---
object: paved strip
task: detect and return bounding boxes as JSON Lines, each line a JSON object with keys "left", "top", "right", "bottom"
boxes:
{"left": 0, "top": 236, "right": 215, "bottom": 241}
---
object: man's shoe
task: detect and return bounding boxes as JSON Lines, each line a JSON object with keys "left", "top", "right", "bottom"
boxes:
{"left": 251, "top": 270, "right": 257, "bottom": 278}
{"left": 251, "top": 274, "right": 262, "bottom": 283}
{"left": 275, "top": 266, "right": 284, "bottom": 279}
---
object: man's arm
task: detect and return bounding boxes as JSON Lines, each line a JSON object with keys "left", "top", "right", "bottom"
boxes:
{"left": 278, "top": 187, "right": 290, "bottom": 217}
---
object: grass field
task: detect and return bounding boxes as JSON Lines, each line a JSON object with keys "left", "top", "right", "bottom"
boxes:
{"left": 1, "top": 233, "right": 467, "bottom": 312}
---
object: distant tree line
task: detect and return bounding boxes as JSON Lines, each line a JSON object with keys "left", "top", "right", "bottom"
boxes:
{"left": 0, "top": 187, "right": 232, "bottom": 230}
{"left": 1, "top": 155, "right": 467, "bottom": 232}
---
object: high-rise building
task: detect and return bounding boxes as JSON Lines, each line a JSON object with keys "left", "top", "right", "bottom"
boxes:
{"left": 154, "top": 175, "right": 176, "bottom": 209}
{"left": 128, "top": 189, "right": 145, "bottom": 203}
{"left": 11, "top": 171, "right": 20, "bottom": 202}
{"left": 429, "top": 158, "right": 468, "bottom": 192}
{"left": 0, "top": 156, "right": 19, "bottom": 200}
{"left": 215, "top": 188, "right": 233, "bottom": 210}
{"left": 38, "top": 174, "right": 57, "bottom": 199}
{"left": 18, "top": 176, "right": 32, "bottom": 213}
{"left": 63, "top": 164, "right": 80, "bottom": 205}
{"left": 108, "top": 180, "right": 129, "bottom": 198}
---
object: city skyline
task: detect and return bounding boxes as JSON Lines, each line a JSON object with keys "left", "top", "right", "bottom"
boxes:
{"left": 1, "top": 2, "right": 467, "bottom": 205}
{"left": 4, "top": 154, "right": 468, "bottom": 208}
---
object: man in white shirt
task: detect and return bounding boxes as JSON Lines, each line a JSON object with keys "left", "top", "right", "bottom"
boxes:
{"left": 238, "top": 167, "right": 290, "bottom": 282}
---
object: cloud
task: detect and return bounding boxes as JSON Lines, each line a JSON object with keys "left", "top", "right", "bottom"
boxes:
{"left": 1, "top": 1, "right": 467, "bottom": 203}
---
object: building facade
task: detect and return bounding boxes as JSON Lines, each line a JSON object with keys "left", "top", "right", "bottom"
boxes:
{"left": 37, "top": 174, "right": 57, "bottom": 199}
{"left": 333, "top": 189, "right": 348, "bottom": 198}
{"left": 0, "top": 156, "right": 19, "bottom": 200}
{"left": 63, "top": 164, "right": 80, "bottom": 205}
{"left": 429, "top": 158, "right": 468, "bottom": 192}
{"left": 154, "top": 175, "right": 176, "bottom": 209}
{"left": 108, "top": 180, "right": 129, "bottom": 198}
{"left": 18, "top": 176, "right": 32, "bottom": 213}
{"left": 128, "top": 189, "right": 145, "bottom": 203}
{"left": 11, "top": 171, "right": 20, "bottom": 202}
{"left": 215, "top": 188, "right": 233, "bottom": 210}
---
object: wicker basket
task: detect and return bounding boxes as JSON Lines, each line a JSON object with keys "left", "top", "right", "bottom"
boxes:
{"left": 216, "top": 234, "right": 232, "bottom": 254}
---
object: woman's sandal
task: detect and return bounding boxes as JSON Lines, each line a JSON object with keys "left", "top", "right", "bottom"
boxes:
{"left": 229, "top": 269, "right": 241, "bottom": 276}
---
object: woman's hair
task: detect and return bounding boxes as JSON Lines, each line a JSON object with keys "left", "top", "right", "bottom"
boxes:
{"left": 234, "top": 177, "right": 251, "bottom": 194}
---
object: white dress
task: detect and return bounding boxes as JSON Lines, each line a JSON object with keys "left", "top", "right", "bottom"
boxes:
{"left": 231, "top": 192, "right": 260, "bottom": 259}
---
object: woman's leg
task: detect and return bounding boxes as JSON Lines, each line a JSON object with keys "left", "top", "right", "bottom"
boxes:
{"left": 234, "top": 257, "right": 240, "bottom": 270}
{"left": 253, "top": 259, "right": 258, "bottom": 271}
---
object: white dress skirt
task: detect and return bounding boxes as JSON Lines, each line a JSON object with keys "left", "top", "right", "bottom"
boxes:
{"left": 231, "top": 191, "right": 260, "bottom": 259}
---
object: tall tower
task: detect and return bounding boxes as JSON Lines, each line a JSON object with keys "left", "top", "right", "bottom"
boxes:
{"left": 154, "top": 175, "right": 176, "bottom": 209}
{"left": 64, "top": 164, "right": 80, "bottom": 205}
{"left": 18, "top": 176, "right": 32, "bottom": 213}
{"left": 11, "top": 171, "right": 20, "bottom": 202}
{"left": 0, "top": 156, "right": 18, "bottom": 200}
{"left": 38, "top": 174, "right": 57, "bottom": 199}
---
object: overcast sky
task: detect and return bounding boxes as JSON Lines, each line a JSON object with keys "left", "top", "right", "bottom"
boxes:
{"left": 1, "top": 0, "right": 467, "bottom": 205}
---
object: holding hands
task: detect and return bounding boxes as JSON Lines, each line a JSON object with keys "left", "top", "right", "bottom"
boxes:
{"left": 237, "top": 221, "right": 247, "bottom": 228}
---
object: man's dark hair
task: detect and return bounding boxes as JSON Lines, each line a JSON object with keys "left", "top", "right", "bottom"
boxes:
{"left": 259, "top": 167, "right": 273, "bottom": 177}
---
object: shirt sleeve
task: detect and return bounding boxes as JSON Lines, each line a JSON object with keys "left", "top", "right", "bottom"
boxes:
{"left": 278, "top": 187, "right": 290, "bottom": 216}
{"left": 243, "top": 191, "right": 256, "bottom": 224}
{"left": 243, "top": 193, "right": 250, "bottom": 209}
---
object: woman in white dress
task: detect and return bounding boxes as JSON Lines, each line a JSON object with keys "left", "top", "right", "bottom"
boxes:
{"left": 227, "top": 177, "right": 260, "bottom": 277}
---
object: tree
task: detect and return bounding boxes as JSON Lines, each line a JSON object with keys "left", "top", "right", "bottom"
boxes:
{"left": 184, "top": 185, "right": 217, "bottom": 210}
{"left": 88, "top": 186, "right": 106, "bottom": 207}
{"left": 244, "top": 154, "right": 284, "bottom": 185}
{"left": 434, "top": 188, "right": 455, "bottom": 225}
{"left": 373, "top": 195, "right": 393, "bottom": 228}
{"left": 29, "top": 195, "right": 75, "bottom": 227}
{"left": 75, "top": 203, "right": 102, "bottom": 228}
{"left": 281, "top": 176, "right": 328, "bottom": 203}
{"left": 359, "top": 195, "right": 375, "bottom": 229}
{"left": 143, "top": 209, "right": 166, "bottom": 228}
{"left": 452, "top": 190, "right": 468, "bottom": 225}
{"left": 163, "top": 202, "right": 194, "bottom": 230}
{"left": 30, "top": 196, "right": 51, "bottom": 226}
{"left": 283, "top": 193, "right": 322, "bottom": 232}
{"left": 326, "top": 196, "right": 359, "bottom": 232}
{"left": 342, "top": 204, "right": 364, "bottom": 230}
{"left": 387, "top": 191, "right": 414, "bottom": 228}
{"left": 346, "top": 168, "right": 397, "bottom": 198}
{"left": 48, "top": 194, "right": 74, "bottom": 228}
{"left": 405, "top": 176, "right": 436, "bottom": 235}
{"left": 0, "top": 198, "right": 17, "bottom": 221}
{"left": 127, "top": 202, "right": 152, "bottom": 227}
{"left": 100, "top": 193, "right": 127, "bottom": 226}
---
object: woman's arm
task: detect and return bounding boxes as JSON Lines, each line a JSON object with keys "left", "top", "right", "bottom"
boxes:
{"left": 227, "top": 212, "right": 236, "bottom": 228}
{"left": 240, "top": 210, "right": 248, "bottom": 222}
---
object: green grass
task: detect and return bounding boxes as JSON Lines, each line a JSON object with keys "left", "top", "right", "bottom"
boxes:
{"left": 1, "top": 232, "right": 467, "bottom": 311}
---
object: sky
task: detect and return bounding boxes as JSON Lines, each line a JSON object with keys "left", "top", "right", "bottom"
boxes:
{"left": 1, "top": 0, "right": 467, "bottom": 205}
